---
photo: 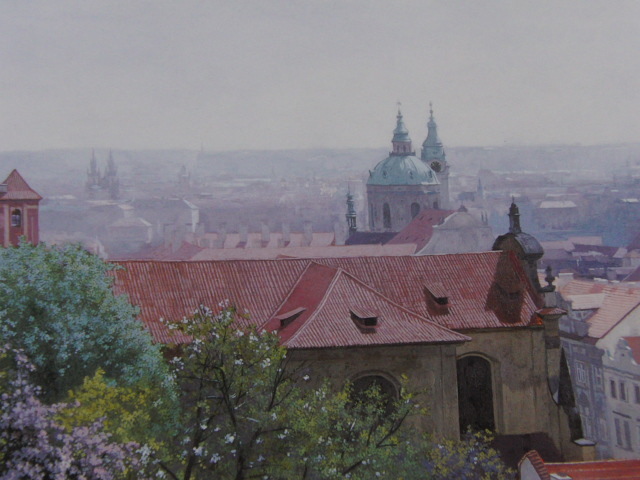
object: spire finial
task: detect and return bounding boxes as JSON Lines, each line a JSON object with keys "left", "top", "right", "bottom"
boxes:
{"left": 429, "top": 102, "right": 434, "bottom": 120}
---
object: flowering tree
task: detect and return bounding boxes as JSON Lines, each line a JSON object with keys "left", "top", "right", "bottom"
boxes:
{"left": 0, "top": 346, "right": 154, "bottom": 479}
{"left": 158, "top": 306, "right": 513, "bottom": 480}
{"left": 0, "top": 242, "right": 167, "bottom": 401}
{"left": 159, "top": 306, "right": 417, "bottom": 480}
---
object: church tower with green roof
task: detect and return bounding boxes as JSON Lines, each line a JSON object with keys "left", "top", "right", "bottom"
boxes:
{"left": 366, "top": 108, "right": 441, "bottom": 232}
{"left": 421, "top": 103, "right": 450, "bottom": 209}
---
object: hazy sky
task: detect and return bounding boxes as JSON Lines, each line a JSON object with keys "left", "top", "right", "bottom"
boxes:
{"left": 2, "top": 1, "right": 640, "bottom": 151}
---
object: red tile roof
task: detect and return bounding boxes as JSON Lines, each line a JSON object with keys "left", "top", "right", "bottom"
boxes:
{"left": 264, "top": 263, "right": 469, "bottom": 349}
{"left": 545, "top": 459, "right": 640, "bottom": 479}
{"left": 0, "top": 169, "right": 42, "bottom": 201}
{"left": 387, "top": 208, "right": 454, "bottom": 251}
{"left": 558, "top": 280, "right": 640, "bottom": 338}
{"left": 111, "top": 251, "right": 543, "bottom": 344}
{"left": 623, "top": 336, "right": 640, "bottom": 363}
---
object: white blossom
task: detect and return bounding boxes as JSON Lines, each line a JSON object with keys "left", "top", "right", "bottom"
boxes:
{"left": 225, "top": 433, "right": 235, "bottom": 444}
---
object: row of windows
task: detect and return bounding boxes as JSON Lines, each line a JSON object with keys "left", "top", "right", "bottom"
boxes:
{"left": 613, "top": 417, "right": 640, "bottom": 452}
{"left": 609, "top": 379, "right": 640, "bottom": 404}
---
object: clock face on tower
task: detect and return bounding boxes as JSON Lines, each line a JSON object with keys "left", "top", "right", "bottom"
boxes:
{"left": 430, "top": 160, "right": 442, "bottom": 173}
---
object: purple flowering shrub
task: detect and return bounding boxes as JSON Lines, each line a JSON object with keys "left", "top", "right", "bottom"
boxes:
{"left": 0, "top": 346, "right": 154, "bottom": 480}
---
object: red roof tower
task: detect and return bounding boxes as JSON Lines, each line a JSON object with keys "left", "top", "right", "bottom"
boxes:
{"left": 0, "top": 170, "right": 42, "bottom": 247}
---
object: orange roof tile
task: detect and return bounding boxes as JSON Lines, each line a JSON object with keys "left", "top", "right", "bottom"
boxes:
{"left": 559, "top": 280, "right": 640, "bottom": 338}
{"left": 0, "top": 169, "right": 42, "bottom": 201}
{"left": 545, "top": 459, "right": 640, "bottom": 479}
{"left": 111, "top": 251, "right": 542, "bottom": 344}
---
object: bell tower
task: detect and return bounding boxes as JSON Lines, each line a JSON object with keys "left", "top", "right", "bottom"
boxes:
{"left": 0, "top": 170, "right": 42, "bottom": 247}
{"left": 421, "top": 103, "right": 450, "bottom": 208}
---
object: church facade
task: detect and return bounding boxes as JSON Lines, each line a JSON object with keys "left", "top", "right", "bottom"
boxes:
{"left": 366, "top": 105, "right": 450, "bottom": 232}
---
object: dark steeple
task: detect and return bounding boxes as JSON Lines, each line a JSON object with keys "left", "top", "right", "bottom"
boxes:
{"left": 346, "top": 188, "right": 357, "bottom": 235}
{"left": 508, "top": 199, "right": 522, "bottom": 234}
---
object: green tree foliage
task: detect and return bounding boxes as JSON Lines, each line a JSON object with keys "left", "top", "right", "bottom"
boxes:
{"left": 58, "top": 368, "right": 178, "bottom": 453}
{"left": 159, "top": 305, "right": 513, "bottom": 480}
{"left": 0, "top": 241, "right": 167, "bottom": 401}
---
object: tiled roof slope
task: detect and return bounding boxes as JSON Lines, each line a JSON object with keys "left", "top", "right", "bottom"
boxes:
{"left": 545, "top": 458, "right": 640, "bottom": 479}
{"left": 559, "top": 280, "right": 640, "bottom": 338}
{"left": 311, "top": 252, "right": 542, "bottom": 331}
{"left": 0, "top": 169, "right": 42, "bottom": 200}
{"left": 264, "top": 263, "right": 469, "bottom": 349}
{"left": 112, "top": 251, "right": 542, "bottom": 344}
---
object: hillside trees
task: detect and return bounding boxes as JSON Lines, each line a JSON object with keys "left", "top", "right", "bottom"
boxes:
{"left": 0, "top": 241, "right": 168, "bottom": 401}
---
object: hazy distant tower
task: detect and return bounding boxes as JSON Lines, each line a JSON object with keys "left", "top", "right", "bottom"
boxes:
{"left": 421, "top": 103, "right": 450, "bottom": 209}
{"left": 366, "top": 108, "right": 441, "bottom": 232}
{"left": 345, "top": 189, "right": 357, "bottom": 235}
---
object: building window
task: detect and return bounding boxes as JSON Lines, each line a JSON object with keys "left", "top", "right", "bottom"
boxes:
{"left": 383, "top": 203, "right": 391, "bottom": 229}
{"left": 635, "top": 384, "right": 640, "bottom": 404}
{"left": 593, "top": 366, "right": 603, "bottom": 388}
{"left": 624, "top": 421, "right": 632, "bottom": 450}
{"left": 576, "top": 361, "right": 588, "bottom": 386}
{"left": 11, "top": 209, "right": 21, "bottom": 227}
{"left": 611, "top": 379, "right": 617, "bottom": 399}
{"left": 615, "top": 418, "right": 623, "bottom": 446}
{"left": 620, "top": 381, "right": 627, "bottom": 402}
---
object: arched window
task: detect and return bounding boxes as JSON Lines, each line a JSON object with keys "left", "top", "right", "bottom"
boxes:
{"left": 411, "top": 202, "right": 420, "bottom": 218}
{"left": 350, "top": 374, "right": 398, "bottom": 415}
{"left": 457, "top": 355, "right": 495, "bottom": 433}
{"left": 369, "top": 203, "right": 375, "bottom": 230}
{"left": 433, "top": 201, "right": 439, "bottom": 210}
{"left": 383, "top": 203, "right": 391, "bottom": 229}
{"left": 11, "top": 209, "right": 21, "bottom": 227}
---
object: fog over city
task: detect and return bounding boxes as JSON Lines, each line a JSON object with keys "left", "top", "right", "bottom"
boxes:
{"left": 2, "top": 0, "right": 640, "bottom": 151}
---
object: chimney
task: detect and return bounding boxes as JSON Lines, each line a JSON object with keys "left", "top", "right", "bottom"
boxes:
{"left": 261, "top": 222, "right": 270, "bottom": 246}
{"left": 282, "top": 223, "right": 290, "bottom": 244}
{"left": 217, "top": 223, "right": 227, "bottom": 248}
{"left": 302, "top": 221, "right": 313, "bottom": 246}
{"left": 239, "top": 225, "right": 248, "bottom": 247}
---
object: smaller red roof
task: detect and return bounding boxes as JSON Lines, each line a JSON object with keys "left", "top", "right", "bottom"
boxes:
{"left": 0, "top": 169, "right": 42, "bottom": 201}
{"left": 623, "top": 336, "right": 640, "bottom": 363}
{"left": 520, "top": 450, "right": 640, "bottom": 480}
{"left": 387, "top": 208, "right": 454, "bottom": 252}
{"left": 545, "top": 459, "right": 640, "bottom": 479}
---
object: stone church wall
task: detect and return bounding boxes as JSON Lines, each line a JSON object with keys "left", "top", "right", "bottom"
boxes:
{"left": 291, "top": 343, "right": 460, "bottom": 439}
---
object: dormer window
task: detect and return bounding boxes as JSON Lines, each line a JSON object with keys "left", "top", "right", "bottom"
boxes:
{"left": 350, "top": 307, "right": 379, "bottom": 333}
{"left": 11, "top": 209, "right": 21, "bottom": 227}
{"left": 274, "top": 307, "right": 306, "bottom": 328}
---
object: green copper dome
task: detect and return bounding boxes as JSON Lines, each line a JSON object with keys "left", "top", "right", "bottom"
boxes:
{"left": 367, "top": 154, "right": 440, "bottom": 186}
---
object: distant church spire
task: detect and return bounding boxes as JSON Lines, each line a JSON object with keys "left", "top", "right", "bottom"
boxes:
{"left": 508, "top": 199, "right": 522, "bottom": 234}
{"left": 346, "top": 187, "right": 357, "bottom": 235}
{"left": 391, "top": 105, "right": 413, "bottom": 155}
{"left": 421, "top": 102, "right": 445, "bottom": 158}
